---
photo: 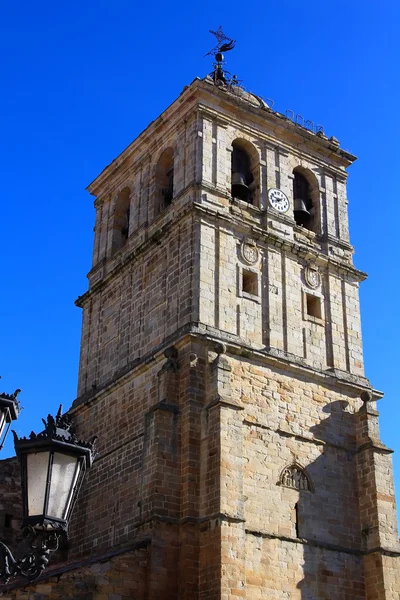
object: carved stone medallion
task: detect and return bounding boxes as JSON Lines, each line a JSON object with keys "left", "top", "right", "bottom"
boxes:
{"left": 304, "top": 263, "right": 321, "bottom": 289}
{"left": 241, "top": 240, "right": 259, "bottom": 265}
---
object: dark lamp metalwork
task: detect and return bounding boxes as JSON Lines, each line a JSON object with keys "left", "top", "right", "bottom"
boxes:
{"left": 0, "top": 406, "right": 96, "bottom": 584}
{"left": 0, "top": 390, "right": 20, "bottom": 451}
{"left": 14, "top": 406, "right": 95, "bottom": 532}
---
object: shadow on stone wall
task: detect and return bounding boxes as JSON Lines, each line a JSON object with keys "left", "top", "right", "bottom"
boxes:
{"left": 296, "top": 401, "right": 365, "bottom": 599}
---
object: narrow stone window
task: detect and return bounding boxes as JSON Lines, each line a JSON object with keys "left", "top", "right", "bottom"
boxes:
{"left": 121, "top": 207, "right": 130, "bottom": 242}
{"left": 155, "top": 148, "right": 174, "bottom": 213}
{"left": 306, "top": 294, "right": 322, "bottom": 319}
{"left": 294, "top": 502, "right": 300, "bottom": 538}
{"left": 242, "top": 269, "right": 258, "bottom": 296}
{"left": 163, "top": 168, "right": 174, "bottom": 206}
{"left": 111, "top": 188, "right": 131, "bottom": 254}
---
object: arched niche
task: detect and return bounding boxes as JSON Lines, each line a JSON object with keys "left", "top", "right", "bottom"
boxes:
{"left": 292, "top": 167, "right": 320, "bottom": 233}
{"left": 231, "top": 139, "right": 259, "bottom": 206}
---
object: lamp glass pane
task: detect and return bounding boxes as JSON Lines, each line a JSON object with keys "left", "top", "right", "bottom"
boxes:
{"left": 0, "top": 411, "right": 6, "bottom": 441}
{"left": 27, "top": 451, "right": 50, "bottom": 516}
{"left": 63, "top": 459, "right": 83, "bottom": 519}
{"left": 47, "top": 452, "right": 79, "bottom": 520}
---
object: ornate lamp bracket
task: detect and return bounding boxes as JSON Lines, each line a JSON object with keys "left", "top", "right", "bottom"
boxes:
{"left": 0, "top": 526, "right": 61, "bottom": 583}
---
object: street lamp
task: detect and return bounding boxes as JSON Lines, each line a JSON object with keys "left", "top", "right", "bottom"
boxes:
{"left": 0, "top": 406, "right": 96, "bottom": 584}
{"left": 0, "top": 389, "right": 21, "bottom": 451}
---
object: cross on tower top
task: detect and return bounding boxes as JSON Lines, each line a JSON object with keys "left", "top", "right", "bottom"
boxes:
{"left": 206, "top": 26, "right": 236, "bottom": 85}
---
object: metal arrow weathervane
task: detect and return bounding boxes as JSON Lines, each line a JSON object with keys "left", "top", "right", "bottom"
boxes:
{"left": 206, "top": 26, "right": 236, "bottom": 85}
{"left": 206, "top": 26, "right": 236, "bottom": 57}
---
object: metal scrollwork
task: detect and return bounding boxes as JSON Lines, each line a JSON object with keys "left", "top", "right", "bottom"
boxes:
{"left": 14, "top": 404, "right": 97, "bottom": 455}
{"left": 0, "top": 526, "right": 61, "bottom": 583}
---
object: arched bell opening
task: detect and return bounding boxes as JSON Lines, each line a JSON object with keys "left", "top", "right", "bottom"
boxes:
{"left": 111, "top": 187, "right": 131, "bottom": 254}
{"left": 292, "top": 168, "right": 319, "bottom": 232}
{"left": 155, "top": 147, "right": 174, "bottom": 214}
{"left": 231, "top": 139, "right": 258, "bottom": 205}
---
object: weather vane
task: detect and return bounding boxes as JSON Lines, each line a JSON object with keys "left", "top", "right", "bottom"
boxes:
{"left": 206, "top": 26, "right": 236, "bottom": 85}
{"left": 206, "top": 26, "right": 236, "bottom": 57}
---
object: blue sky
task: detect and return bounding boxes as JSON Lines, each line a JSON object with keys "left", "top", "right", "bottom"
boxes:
{"left": 1, "top": 1, "right": 400, "bottom": 510}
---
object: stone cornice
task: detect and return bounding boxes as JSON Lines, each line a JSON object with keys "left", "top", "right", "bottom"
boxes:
{"left": 86, "top": 77, "right": 355, "bottom": 200}
{"left": 196, "top": 100, "right": 355, "bottom": 174}
{"left": 77, "top": 194, "right": 366, "bottom": 311}
{"left": 243, "top": 418, "right": 357, "bottom": 455}
{"left": 194, "top": 202, "right": 367, "bottom": 282}
{"left": 246, "top": 528, "right": 362, "bottom": 555}
{"left": 245, "top": 529, "right": 400, "bottom": 558}
{"left": 357, "top": 439, "right": 393, "bottom": 454}
{"left": 71, "top": 326, "right": 377, "bottom": 414}
{"left": 221, "top": 334, "right": 374, "bottom": 396}
{"left": 206, "top": 395, "right": 244, "bottom": 411}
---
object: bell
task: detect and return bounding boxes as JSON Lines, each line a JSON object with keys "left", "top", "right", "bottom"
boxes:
{"left": 293, "top": 198, "right": 311, "bottom": 226}
{"left": 231, "top": 172, "right": 250, "bottom": 202}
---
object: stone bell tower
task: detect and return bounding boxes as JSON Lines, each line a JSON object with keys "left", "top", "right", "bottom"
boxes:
{"left": 47, "top": 35, "right": 400, "bottom": 600}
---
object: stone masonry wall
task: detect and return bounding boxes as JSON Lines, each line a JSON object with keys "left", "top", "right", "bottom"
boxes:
{"left": 90, "top": 108, "right": 200, "bottom": 268}
{"left": 215, "top": 353, "right": 366, "bottom": 598}
{"left": 210, "top": 350, "right": 400, "bottom": 599}
{"left": 4, "top": 79, "right": 397, "bottom": 599}
{"left": 77, "top": 212, "right": 196, "bottom": 396}
{"left": 0, "top": 545, "right": 149, "bottom": 600}
{"left": 198, "top": 97, "right": 352, "bottom": 247}
{"left": 89, "top": 334, "right": 396, "bottom": 599}
{"left": 71, "top": 354, "right": 180, "bottom": 557}
{"left": 245, "top": 536, "right": 365, "bottom": 599}
{"left": 72, "top": 336, "right": 377, "bottom": 596}
{"left": 1, "top": 339, "right": 400, "bottom": 599}
{"left": 80, "top": 82, "right": 365, "bottom": 399}
{"left": 197, "top": 210, "right": 364, "bottom": 376}
{"left": 68, "top": 338, "right": 211, "bottom": 598}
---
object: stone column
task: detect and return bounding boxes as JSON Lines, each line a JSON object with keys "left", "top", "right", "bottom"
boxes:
{"left": 215, "top": 119, "right": 228, "bottom": 193}
{"left": 336, "top": 175, "right": 350, "bottom": 243}
{"left": 200, "top": 343, "right": 246, "bottom": 600}
{"left": 142, "top": 347, "right": 180, "bottom": 599}
{"left": 324, "top": 171, "right": 337, "bottom": 238}
{"left": 356, "top": 391, "right": 400, "bottom": 600}
{"left": 179, "top": 342, "right": 204, "bottom": 600}
{"left": 201, "top": 115, "right": 214, "bottom": 186}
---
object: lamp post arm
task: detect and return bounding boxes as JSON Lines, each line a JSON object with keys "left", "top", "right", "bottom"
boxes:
{"left": 0, "top": 542, "right": 18, "bottom": 583}
{"left": 0, "top": 528, "right": 61, "bottom": 584}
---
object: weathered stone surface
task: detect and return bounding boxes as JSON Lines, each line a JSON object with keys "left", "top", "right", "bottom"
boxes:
{"left": 1, "top": 77, "right": 399, "bottom": 599}
{"left": 0, "top": 546, "right": 148, "bottom": 600}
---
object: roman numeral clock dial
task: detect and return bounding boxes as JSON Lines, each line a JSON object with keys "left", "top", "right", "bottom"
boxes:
{"left": 268, "top": 188, "right": 290, "bottom": 213}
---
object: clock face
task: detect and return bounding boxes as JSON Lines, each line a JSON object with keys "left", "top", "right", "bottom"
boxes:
{"left": 268, "top": 188, "right": 290, "bottom": 213}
